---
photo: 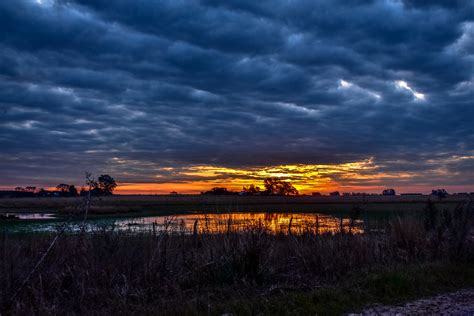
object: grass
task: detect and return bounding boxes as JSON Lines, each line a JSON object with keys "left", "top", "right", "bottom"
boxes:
{"left": 0, "top": 199, "right": 473, "bottom": 314}
{"left": 0, "top": 194, "right": 467, "bottom": 216}
{"left": 240, "top": 263, "right": 474, "bottom": 315}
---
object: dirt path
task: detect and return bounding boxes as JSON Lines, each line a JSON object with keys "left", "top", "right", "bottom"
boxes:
{"left": 351, "top": 288, "right": 474, "bottom": 315}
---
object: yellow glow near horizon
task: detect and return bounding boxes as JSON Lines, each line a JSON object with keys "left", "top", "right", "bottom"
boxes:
{"left": 113, "top": 159, "right": 411, "bottom": 194}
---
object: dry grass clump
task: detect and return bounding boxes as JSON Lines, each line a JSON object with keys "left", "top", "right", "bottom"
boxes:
{"left": 0, "top": 200, "right": 473, "bottom": 314}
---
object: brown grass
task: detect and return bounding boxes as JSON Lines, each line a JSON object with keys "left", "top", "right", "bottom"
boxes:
{"left": 1, "top": 200, "right": 473, "bottom": 314}
{"left": 0, "top": 194, "right": 467, "bottom": 215}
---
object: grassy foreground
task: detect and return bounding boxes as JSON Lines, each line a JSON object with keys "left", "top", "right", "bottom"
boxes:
{"left": 1, "top": 201, "right": 473, "bottom": 315}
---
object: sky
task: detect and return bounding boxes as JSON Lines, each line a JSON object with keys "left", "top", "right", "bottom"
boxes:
{"left": 0, "top": 0, "right": 473, "bottom": 194}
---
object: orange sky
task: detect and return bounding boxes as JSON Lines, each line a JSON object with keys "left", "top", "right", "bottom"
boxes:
{"left": 114, "top": 182, "right": 386, "bottom": 195}
{"left": 114, "top": 161, "right": 374, "bottom": 194}
{"left": 5, "top": 158, "right": 473, "bottom": 195}
{"left": 111, "top": 160, "right": 472, "bottom": 195}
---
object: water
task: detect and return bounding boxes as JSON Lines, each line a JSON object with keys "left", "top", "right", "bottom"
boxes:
{"left": 0, "top": 213, "right": 56, "bottom": 220}
{"left": 0, "top": 212, "right": 369, "bottom": 234}
{"left": 110, "top": 212, "right": 365, "bottom": 234}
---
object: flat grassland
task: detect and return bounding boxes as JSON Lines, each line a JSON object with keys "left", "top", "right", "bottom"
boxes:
{"left": 0, "top": 194, "right": 468, "bottom": 215}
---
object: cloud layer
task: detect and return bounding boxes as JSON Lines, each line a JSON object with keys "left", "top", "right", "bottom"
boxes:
{"left": 0, "top": 0, "right": 473, "bottom": 192}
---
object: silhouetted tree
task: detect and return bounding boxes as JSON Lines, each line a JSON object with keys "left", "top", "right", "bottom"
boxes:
{"left": 14, "top": 187, "right": 25, "bottom": 192}
{"left": 97, "top": 175, "right": 117, "bottom": 195}
{"left": 25, "top": 186, "right": 36, "bottom": 193}
{"left": 382, "top": 188, "right": 396, "bottom": 196}
{"left": 68, "top": 185, "right": 78, "bottom": 197}
{"left": 55, "top": 184, "right": 79, "bottom": 197}
{"left": 431, "top": 189, "right": 448, "bottom": 200}
{"left": 56, "top": 184, "right": 71, "bottom": 193}
{"left": 202, "top": 187, "right": 236, "bottom": 195}
{"left": 242, "top": 184, "right": 261, "bottom": 195}
{"left": 329, "top": 191, "right": 340, "bottom": 196}
{"left": 263, "top": 178, "right": 299, "bottom": 196}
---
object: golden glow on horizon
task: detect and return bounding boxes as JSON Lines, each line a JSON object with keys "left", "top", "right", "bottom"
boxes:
{"left": 29, "top": 155, "right": 472, "bottom": 195}
{"left": 113, "top": 159, "right": 416, "bottom": 194}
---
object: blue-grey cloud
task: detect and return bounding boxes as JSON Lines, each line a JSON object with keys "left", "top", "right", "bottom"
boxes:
{"left": 0, "top": 0, "right": 473, "bottom": 190}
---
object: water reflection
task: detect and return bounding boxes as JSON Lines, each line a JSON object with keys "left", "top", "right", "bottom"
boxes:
{"left": 1, "top": 213, "right": 56, "bottom": 220}
{"left": 1, "top": 212, "right": 365, "bottom": 234}
{"left": 114, "top": 212, "right": 364, "bottom": 234}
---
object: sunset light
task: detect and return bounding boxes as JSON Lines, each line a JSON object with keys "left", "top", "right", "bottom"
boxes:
{"left": 2, "top": 1, "right": 474, "bottom": 313}
{"left": 113, "top": 159, "right": 426, "bottom": 194}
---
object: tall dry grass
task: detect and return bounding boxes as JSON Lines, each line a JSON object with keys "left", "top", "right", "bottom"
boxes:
{"left": 0, "top": 200, "right": 473, "bottom": 314}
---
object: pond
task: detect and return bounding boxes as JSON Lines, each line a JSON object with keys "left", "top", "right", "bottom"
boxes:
{"left": 0, "top": 211, "right": 392, "bottom": 234}
{"left": 110, "top": 212, "right": 366, "bottom": 234}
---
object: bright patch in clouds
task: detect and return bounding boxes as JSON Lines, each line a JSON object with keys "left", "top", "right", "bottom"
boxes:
{"left": 396, "top": 80, "right": 426, "bottom": 101}
{"left": 35, "top": 0, "right": 54, "bottom": 7}
{"left": 339, "top": 79, "right": 381, "bottom": 100}
{"left": 339, "top": 80, "right": 353, "bottom": 88}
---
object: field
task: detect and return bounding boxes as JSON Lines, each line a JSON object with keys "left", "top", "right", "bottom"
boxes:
{"left": 1, "top": 198, "right": 473, "bottom": 314}
{"left": 0, "top": 194, "right": 469, "bottom": 215}
{"left": 1, "top": 196, "right": 473, "bottom": 314}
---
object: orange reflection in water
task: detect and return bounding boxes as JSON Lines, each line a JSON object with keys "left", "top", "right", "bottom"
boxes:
{"left": 116, "top": 213, "right": 364, "bottom": 234}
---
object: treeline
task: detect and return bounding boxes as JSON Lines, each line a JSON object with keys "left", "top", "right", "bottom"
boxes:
{"left": 202, "top": 178, "right": 299, "bottom": 196}
{"left": 1, "top": 174, "right": 117, "bottom": 198}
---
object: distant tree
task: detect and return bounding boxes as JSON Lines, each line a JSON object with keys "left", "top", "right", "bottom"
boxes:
{"left": 68, "top": 185, "right": 78, "bottom": 197}
{"left": 263, "top": 178, "right": 299, "bottom": 196}
{"left": 242, "top": 184, "right": 261, "bottom": 195}
{"left": 431, "top": 189, "right": 448, "bottom": 200}
{"left": 382, "top": 188, "right": 396, "bottom": 196}
{"left": 97, "top": 175, "right": 117, "bottom": 195}
{"left": 25, "top": 186, "right": 36, "bottom": 193}
{"left": 14, "top": 187, "right": 25, "bottom": 192}
{"left": 329, "top": 191, "right": 340, "bottom": 196}
{"left": 202, "top": 187, "right": 236, "bottom": 195}
{"left": 56, "top": 184, "right": 71, "bottom": 193}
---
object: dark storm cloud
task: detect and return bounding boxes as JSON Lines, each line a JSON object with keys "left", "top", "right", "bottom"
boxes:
{"left": 0, "top": 0, "right": 473, "bottom": 190}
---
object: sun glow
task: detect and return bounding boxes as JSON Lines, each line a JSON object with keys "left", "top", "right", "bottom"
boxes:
{"left": 113, "top": 159, "right": 412, "bottom": 195}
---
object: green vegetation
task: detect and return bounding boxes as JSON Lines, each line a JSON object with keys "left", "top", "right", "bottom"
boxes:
{"left": 211, "top": 264, "right": 474, "bottom": 315}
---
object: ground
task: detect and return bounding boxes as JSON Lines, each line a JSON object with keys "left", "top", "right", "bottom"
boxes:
{"left": 0, "top": 194, "right": 468, "bottom": 215}
{"left": 353, "top": 288, "right": 474, "bottom": 315}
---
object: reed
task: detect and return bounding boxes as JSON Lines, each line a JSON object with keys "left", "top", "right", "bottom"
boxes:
{"left": 0, "top": 200, "right": 472, "bottom": 315}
